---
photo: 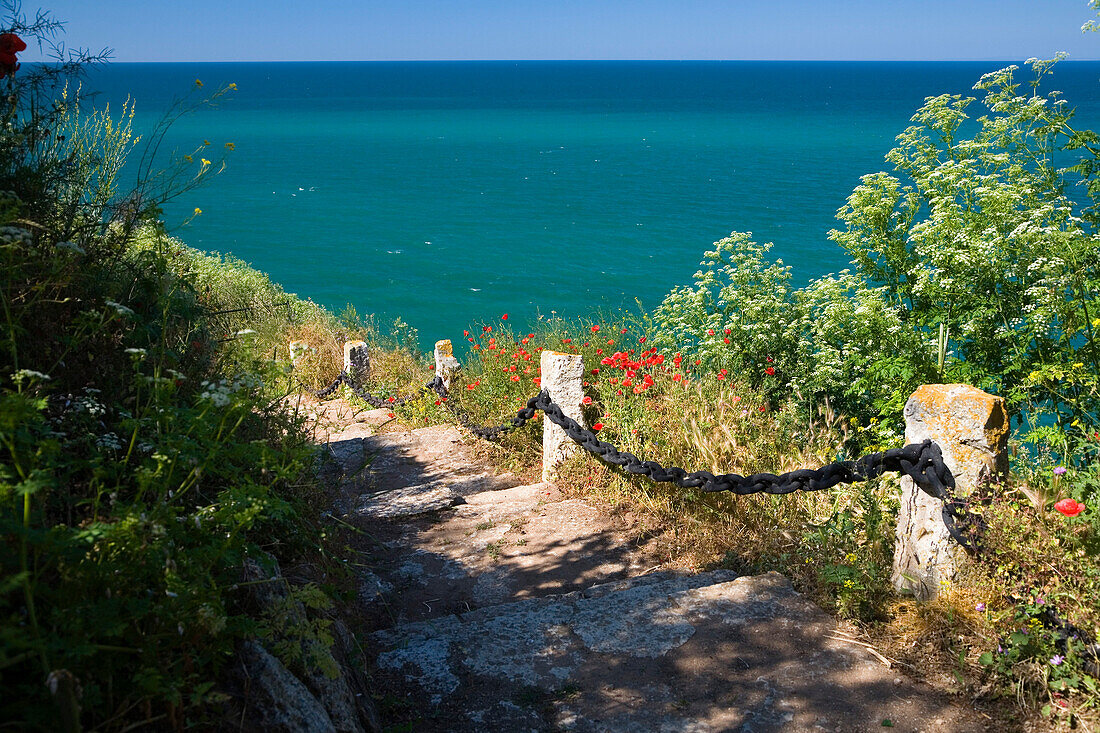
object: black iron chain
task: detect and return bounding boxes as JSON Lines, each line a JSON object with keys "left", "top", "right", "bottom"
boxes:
{"left": 311, "top": 369, "right": 432, "bottom": 408}
{"left": 314, "top": 370, "right": 977, "bottom": 549}
{"left": 526, "top": 390, "right": 979, "bottom": 551}
{"left": 427, "top": 378, "right": 540, "bottom": 440}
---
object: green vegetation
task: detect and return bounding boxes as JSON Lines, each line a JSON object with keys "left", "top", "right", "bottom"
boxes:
{"left": 0, "top": 10, "right": 376, "bottom": 730}
{"left": 3, "top": 4, "right": 1099, "bottom": 729}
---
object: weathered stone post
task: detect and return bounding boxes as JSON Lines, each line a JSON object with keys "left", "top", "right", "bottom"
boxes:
{"left": 434, "top": 339, "right": 461, "bottom": 389}
{"left": 540, "top": 350, "right": 585, "bottom": 483}
{"left": 893, "top": 384, "right": 1008, "bottom": 600}
{"left": 288, "top": 340, "right": 312, "bottom": 364}
{"left": 343, "top": 340, "right": 369, "bottom": 384}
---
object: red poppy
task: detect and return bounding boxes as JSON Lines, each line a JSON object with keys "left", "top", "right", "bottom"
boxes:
{"left": 501, "top": 314, "right": 508, "bottom": 320}
{"left": 639, "top": 336, "right": 646, "bottom": 343}
{"left": 707, "top": 329, "right": 715, "bottom": 335}
{"left": 387, "top": 412, "right": 395, "bottom": 418}
{"left": 1054, "top": 498, "right": 1086, "bottom": 517}
{"left": 592, "top": 422, "right": 604, "bottom": 431}
{"left": 765, "top": 367, "right": 775, "bottom": 376}
{"left": 591, "top": 325, "right": 600, "bottom": 333}
{"left": 582, "top": 396, "right": 592, "bottom": 405}
{"left": 464, "top": 330, "right": 469, "bottom": 337}
{"left": 724, "top": 329, "right": 731, "bottom": 335}
{"left": 0, "top": 33, "right": 26, "bottom": 78}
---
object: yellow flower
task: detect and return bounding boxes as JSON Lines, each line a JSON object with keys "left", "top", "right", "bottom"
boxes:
{"left": 183, "top": 154, "right": 192, "bottom": 163}
{"left": 195, "top": 79, "right": 203, "bottom": 87}
{"left": 228, "top": 82, "right": 237, "bottom": 90}
{"left": 225, "top": 142, "right": 235, "bottom": 151}
{"left": 203, "top": 140, "right": 210, "bottom": 146}
{"left": 200, "top": 158, "right": 211, "bottom": 166}
{"left": 193, "top": 207, "right": 202, "bottom": 216}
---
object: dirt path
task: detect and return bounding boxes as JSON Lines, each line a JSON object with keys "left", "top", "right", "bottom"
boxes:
{"left": 302, "top": 396, "right": 996, "bottom": 733}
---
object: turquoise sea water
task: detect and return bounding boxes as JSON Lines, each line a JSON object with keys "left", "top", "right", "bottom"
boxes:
{"left": 85, "top": 61, "right": 1100, "bottom": 344}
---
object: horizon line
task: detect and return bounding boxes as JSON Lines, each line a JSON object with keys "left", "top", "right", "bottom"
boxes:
{"left": 86, "top": 57, "right": 1100, "bottom": 64}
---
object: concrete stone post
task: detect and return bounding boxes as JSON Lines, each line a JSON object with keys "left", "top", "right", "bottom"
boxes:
{"left": 892, "top": 384, "right": 1008, "bottom": 600}
{"left": 434, "top": 339, "right": 461, "bottom": 390}
{"left": 288, "top": 340, "right": 313, "bottom": 365}
{"left": 343, "top": 340, "right": 369, "bottom": 384}
{"left": 540, "top": 350, "right": 585, "bottom": 483}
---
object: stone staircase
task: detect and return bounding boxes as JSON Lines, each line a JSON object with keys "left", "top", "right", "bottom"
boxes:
{"left": 307, "top": 397, "right": 990, "bottom": 733}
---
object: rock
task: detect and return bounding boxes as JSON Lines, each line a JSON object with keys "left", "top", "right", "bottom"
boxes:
{"left": 358, "top": 570, "right": 394, "bottom": 610}
{"left": 893, "top": 384, "right": 1008, "bottom": 599}
{"left": 294, "top": 635, "right": 367, "bottom": 733}
{"left": 237, "top": 553, "right": 377, "bottom": 732}
{"left": 355, "top": 483, "right": 463, "bottom": 519}
{"left": 331, "top": 620, "right": 384, "bottom": 733}
{"left": 233, "top": 641, "right": 336, "bottom": 733}
{"left": 371, "top": 571, "right": 985, "bottom": 732}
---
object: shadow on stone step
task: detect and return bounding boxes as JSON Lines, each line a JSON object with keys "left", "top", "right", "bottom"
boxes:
{"left": 362, "top": 521, "right": 650, "bottom": 627}
{"left": 369, "top": 572, "right": 1003, "bottom": 733}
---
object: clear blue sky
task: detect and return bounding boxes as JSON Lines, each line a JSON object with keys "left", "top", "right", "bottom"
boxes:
{"left": 18, "top": 1, "right": 1100, "bottom": 62}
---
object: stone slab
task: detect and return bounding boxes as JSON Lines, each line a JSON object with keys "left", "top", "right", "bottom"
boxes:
{"left": 370, "top": 572, "right": 986, "bottom": 732}
{"left": 356, "top": 484, "right": 463, "bottom": 519}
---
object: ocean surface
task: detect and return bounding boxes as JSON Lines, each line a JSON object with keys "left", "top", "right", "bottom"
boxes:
{"left": 83, "top": 61, "right": 1100, "bottom": 344}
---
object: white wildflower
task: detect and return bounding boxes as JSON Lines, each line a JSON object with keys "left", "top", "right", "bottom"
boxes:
{"left": 0, "top": 226, "right": 31, "bottom": 246}
{"left": 55, "top": 241, "right": 85, "bottom": 255}
{"left": 12, "top": 369, "right": 51, "bottom": 384}
{"left": 95, "top": 432, "right": 123, "bottom": 451}
{"left": 107, "top": 300, "right": 135, "bottom": 317}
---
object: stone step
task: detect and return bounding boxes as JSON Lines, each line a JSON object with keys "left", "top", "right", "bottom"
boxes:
{"left": 368, "top": 571, "right": 985, "bottom": 733}
{"left": 358, "top": 483, "right": 652, "bottom": 625}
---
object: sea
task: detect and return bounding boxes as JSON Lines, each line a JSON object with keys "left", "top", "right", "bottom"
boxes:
{"left": 80, "top": 61, "right": 1100, "bottom": 345}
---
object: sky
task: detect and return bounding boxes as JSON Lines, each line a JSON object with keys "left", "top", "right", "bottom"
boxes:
{"left": 16, "top": 0, "right": 1100, "bottom": 62}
